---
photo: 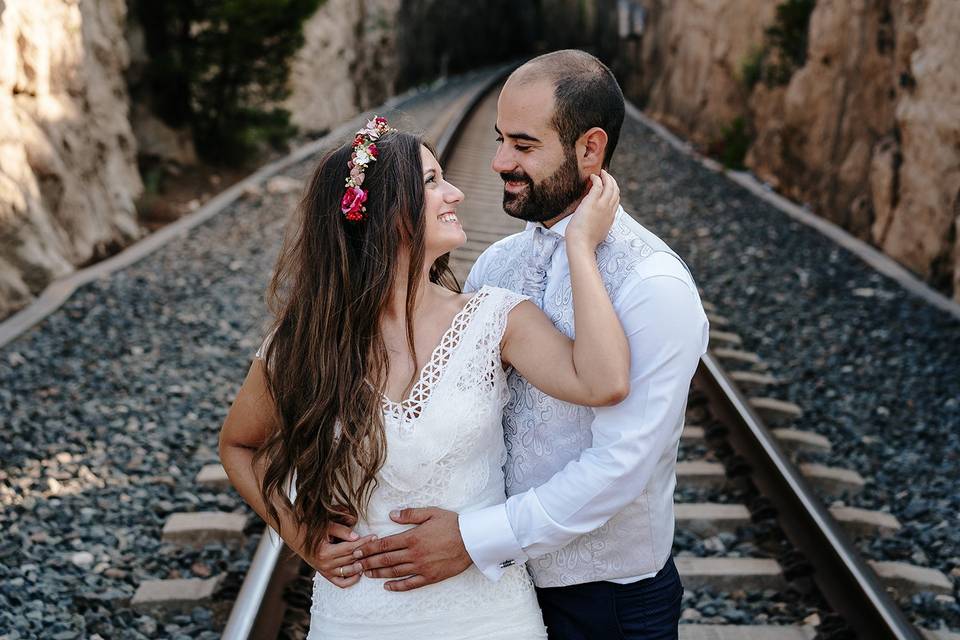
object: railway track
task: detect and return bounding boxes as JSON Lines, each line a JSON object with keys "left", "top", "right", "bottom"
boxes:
{"left": 136, "top": 73, "right": 954, "bottom": 640}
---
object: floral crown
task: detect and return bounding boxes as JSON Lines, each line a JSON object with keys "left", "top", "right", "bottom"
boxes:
{"left": 340, "top": 115, "right": 396, "bottom": 222}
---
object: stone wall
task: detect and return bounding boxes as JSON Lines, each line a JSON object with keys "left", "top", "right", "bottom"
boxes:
{"left": 618, "top": 0, "right": 960, "bottom": 300}
{"left": 0, "top": 0, "right": 405, "bottom": 321}
{"left": 0, "top": 0, "right": 143, "bottom": 319}
{"left": 617, "top": 0, "right": 780, "bottom": 147}
{"left": 286, "top": 0, "right": 401, "bottom": 135}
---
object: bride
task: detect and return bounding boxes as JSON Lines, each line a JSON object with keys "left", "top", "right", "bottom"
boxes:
{"left": 218, "top": 117, "right": 627, "bottom": 639}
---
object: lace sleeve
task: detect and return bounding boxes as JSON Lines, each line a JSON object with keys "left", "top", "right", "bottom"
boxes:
{"left": 489, "top": 287, "right": 530, "bottom": 347}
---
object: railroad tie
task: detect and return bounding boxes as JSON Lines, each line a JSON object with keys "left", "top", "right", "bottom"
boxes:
{"left": 711, "top": 348, "right": 769, "bottom": 371}
{"left": 674, "top": 557, "right": 786, "bottom": 591}
{"left": 708, "top": 330, "right": 743, "bottom": 347}
{"left": 131, "top": 575, "right": 226, "bottom": 618}
{"left": 868, "top": 560, "right": 954, "bottom": 598}
{"left": 680, "top": 425, "right": 830, "bottom": 457}
{"left": 729, "top": 370, "right": 779, "bottom": 392}
{"left": 701, "top": 300, "right": 718, "bottom": 314}
{"left": 675, "top": 503, "right": 901, "bottom": 541}
{"left": 706, "top": 312, "right": 730, "bottom": 328}
{"left": 162, "top": 511, "right": 247, "bottom": 548}
{"left": 798, "top": 463, "right": 866, "bottom": 496}
{"left": 265, "top": 175, "right": 304, "bottom": 195}
{"left": 676, "top": 461, "right": 727, "bottom": 489}
{"left": 748, "top": 397, "right": 803, "bottom": 425}
{"left": 679, "top": 625, "right": 815, "bottom": 640}
{"left": 828, "top": 506, "right": 901, "bottom": 537}
{"left": 195, "top": 463, "right": 232, "bottom": 491}
{"left": 674, "top": 503, "right": 751, "bottom": 536}
{"left": 769, "top": 428, "right": 832, "bottom": 454}
{"left": 686, "top": 404, "right": 710, "bottom": 425}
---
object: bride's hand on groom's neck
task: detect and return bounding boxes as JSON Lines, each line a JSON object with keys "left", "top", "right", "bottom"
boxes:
{"left": 354, "top": 507, "right": 472, "bottom": 591}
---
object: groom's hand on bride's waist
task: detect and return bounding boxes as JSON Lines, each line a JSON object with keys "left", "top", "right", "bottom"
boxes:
{"left": 354, "top": 507, "right": 472, "bottom": 591}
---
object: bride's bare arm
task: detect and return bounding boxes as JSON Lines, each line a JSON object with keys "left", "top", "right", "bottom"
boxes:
{"left": 501, "top": 171, "right": 629, "bottom": 407}
{"left": 218, "top": 361, "right": 374, "bottom": 587}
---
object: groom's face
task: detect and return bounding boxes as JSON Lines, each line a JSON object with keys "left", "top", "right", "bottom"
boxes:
{"left": 493, "top": 79, "right": 585, "bottom": 223}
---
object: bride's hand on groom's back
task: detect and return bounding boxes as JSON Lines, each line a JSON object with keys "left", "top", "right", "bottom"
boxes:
{"left": 304, "top": 520, "right": 377, "bottom": 589}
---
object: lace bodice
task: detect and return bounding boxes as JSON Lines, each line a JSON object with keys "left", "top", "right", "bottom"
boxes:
{"left": 372, "top": 286, "right": 520, "bottom": 512}
{"left": 300, "top": 285, "right": 546, "bottom": 638}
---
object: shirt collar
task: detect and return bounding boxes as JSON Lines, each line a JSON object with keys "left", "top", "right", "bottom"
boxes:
{"left": 524, "top": 206, "right": 623, "bottom": 238}
{"left": 524, "top": 212, "right": 574, "bottom": 238}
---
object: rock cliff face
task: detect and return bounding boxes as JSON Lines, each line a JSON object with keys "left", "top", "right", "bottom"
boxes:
{"left": 285, "top": 0, "right": 570, "bottom": 133}
{"left": 624, "top": 0, "right": 780, "bottom": 147}
{"left": 624, "top": 0, "right": 960, "bottom": 300}
{"left": 0, "top": 0, "right": 403, "bottom": 321}
{"left": 0, "top": 0, "right": 143, "bottom": 319}
{"left": 875, "top": 0, "right": 959, "bottom": 293}
{"left": 286, "top": 0, "right": 401, "bottom": 135}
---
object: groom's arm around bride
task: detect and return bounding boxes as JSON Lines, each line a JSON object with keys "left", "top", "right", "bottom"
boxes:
{"left": 356, "top": 250, "right": 708, "bottom": 587}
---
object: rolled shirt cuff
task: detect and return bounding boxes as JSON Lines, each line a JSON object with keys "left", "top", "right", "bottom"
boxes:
{"left": 458, "top": 503, "right": 527, "bottom": 582}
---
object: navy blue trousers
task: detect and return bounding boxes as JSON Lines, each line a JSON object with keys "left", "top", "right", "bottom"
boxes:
{"left": 534, "top": 557, "right": 683, "bottom": 640}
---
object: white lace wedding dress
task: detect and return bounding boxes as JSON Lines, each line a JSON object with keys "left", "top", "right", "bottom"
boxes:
{"left": 297, "top": 285, "right": 547, "bottom": 639}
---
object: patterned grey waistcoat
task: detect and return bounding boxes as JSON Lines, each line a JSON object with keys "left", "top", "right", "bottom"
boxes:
{"left": 475, "top": 211, "right": 692, "bottom": 587}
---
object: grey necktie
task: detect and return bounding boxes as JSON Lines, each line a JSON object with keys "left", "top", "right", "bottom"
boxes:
{"left": 522, "top": 226, "right": 563, "bottom": 307}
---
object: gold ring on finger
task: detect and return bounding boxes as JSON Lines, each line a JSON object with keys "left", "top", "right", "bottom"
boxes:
{"left": 338, "top": 566, "right": 344, "bottom": 577}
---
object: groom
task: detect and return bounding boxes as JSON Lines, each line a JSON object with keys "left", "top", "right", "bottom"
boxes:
{"left": 357, "top": 50, "right": 709, "bottom": 639}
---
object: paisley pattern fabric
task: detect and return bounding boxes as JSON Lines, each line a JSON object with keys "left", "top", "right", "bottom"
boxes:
{"left": 467, "top": 210, "right": 693, "bottom": 587}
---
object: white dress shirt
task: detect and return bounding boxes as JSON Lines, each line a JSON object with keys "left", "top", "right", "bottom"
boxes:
{"left": 459, "top": 208, "right": 709, "bottom": 587}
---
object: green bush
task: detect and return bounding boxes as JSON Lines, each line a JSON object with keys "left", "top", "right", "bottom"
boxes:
{"left": 766, "top": 0, "right": 816, "bottom": 71}
{"left": 133, "top": 0, "right": 322, "bottom": 166}
{"left": 708, "top": 117, "right": 754, "bottom": 171}
{"left": 740, "top": 46, "right": 766, "bottom": 90}
{"left": 739, "top": 0, "right": 816, "bottom": 89}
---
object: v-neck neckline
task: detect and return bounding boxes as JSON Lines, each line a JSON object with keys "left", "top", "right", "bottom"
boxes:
{"left": 381, "top": 286, "right": 490, "bottom": 422}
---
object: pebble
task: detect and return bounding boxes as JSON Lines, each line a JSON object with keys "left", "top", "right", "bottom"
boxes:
{"left": 681, "top": 608, "right": 702, "bottom": 621}
{"left": 70, "top": 552, "right": 94, "bottom": 568}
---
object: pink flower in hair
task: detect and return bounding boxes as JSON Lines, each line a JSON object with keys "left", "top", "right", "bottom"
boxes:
{"left": 341, "top": 186, "right": 368, "bottom": 221}
{"left": 363, "top": 120, "right": 381, "bottom": 140}
{"left": 341, "top": 114, "right": 394, "bottom": 222}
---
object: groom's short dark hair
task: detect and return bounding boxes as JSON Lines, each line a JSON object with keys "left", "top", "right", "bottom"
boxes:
{"left": 512, "top": 50, "right": 625, "bottom": 167}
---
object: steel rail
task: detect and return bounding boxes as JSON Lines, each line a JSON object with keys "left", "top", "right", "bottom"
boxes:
{"left": 696, "top": 352, "right": 922, "bottom": 640}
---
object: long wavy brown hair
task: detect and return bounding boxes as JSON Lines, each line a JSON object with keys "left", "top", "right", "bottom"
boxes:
{"left": 253, "top": 131, "right": 459, "bottom": 557}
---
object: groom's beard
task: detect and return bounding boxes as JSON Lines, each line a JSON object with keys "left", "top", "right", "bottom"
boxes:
{"left": 500, "top": 150, "right": 583, "bottom": 223}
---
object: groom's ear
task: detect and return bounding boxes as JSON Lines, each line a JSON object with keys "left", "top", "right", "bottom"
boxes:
{"left": 576, "top": 127, "right": 608, "bottom": 174}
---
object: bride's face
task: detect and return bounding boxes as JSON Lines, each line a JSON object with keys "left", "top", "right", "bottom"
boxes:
{"left": 420, "top": 145, "right": 466, "bottom": 258}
